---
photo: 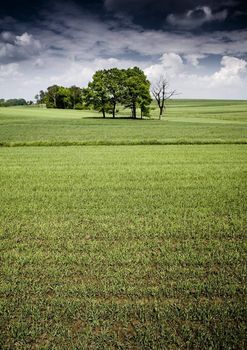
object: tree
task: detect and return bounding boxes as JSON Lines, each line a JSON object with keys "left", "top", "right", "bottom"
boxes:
{"left": 34, "top": 94, "right": 40, "bottom": 104}
{"left": 104, "top": 68, "right": 124, "bottom": 118}
{"left": 46, "top": 85, "right": 60, "bottom": 108}
{"left": 69, "top": 85, "right": 83, "bottom": 109}
{"left": 35, "top": 90, "right": 46, "bottom": 104}
{"left": 84, "top": 67, "right": 151, "bottom": 119}
{"left": 0, "top": 98, "right": 27, "bottom": 107}
{"left": 152, "top": 77, "right": 176, "bottom": 120}
{"left": 56, "top": 86, "right": 72, "bottom": 109}
{"left": 35, "top": 86, "right": 83, "bottom": 109}
{"left": 123, "top": 67, "right": 151, "bottom": 119}
{"left": 33, "top": 67, "right": 152, "bottom": 118}
{"left": 139, "top": 98, "right": 151, "bottom": 119}
{"left": 84, "top": 71, "right": 111, "bottom": 118}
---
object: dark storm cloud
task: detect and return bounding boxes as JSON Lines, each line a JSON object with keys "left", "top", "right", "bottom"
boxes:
{"left": 104, "top": 0, "right": 247, "bottom": 30}
{"left": 0, "top": 0, "right": 247, "bottom": 66}
{"left": 104, "top": 0, "right": 243, "bottom": 14}
{"left": 0, "top": 0, "right": 102, "bottom": 22}
{"left": 0, "top": 31, "right": 41, "bottom": 63}
{"left": 166, "top": 6, "right": 228, "bottom": 29}
{"left": 105, "top": 0, "right": 203, "bottom": 13}
{"left": 1, "top": 0, "right": 246, "bottom": 31}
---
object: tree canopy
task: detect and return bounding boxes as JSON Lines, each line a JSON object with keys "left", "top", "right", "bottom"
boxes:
{"left": 0, "top": 98, "right": 28, "bottom": 107}
{"left": 35, "top": 67, "right": 152, "bottom": 118}
{"left": 123, "top": 67, "right": 152, "bottom": 119}
{"left": 84, "top": 67, "right": 151, "bottom": 118}
{"left": 36, "top": 85, "right": 83, "bottom": 109}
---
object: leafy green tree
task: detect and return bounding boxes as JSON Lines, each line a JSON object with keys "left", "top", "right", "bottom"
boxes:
{"left": 84, "top": 71, "right": 111, "bottom": 118}
{"left": 56, "top": 86, "right": 71, "bottom": 109}
{"left": 45, "top": 85, "right": 60, "bottom": 108}
{"left": 104, "top": 68, "right": 124, "bottom": 118}
{"left": 35, "top": 90, "right": 48, "bottom": 105}
{"left": 36, "top": 86, "right": 83, "bottom": 109}
{"left": 34, "top": 66, "right": 152, "bottom": 117}
{"left": 69, "top": 85, "right": 83, "bottom": 109}
{"left": 123, "top": 67, "right": 151, "bottom": 119}
{"left": 0, "top": 98, "right": 27, "bottom": 107}
{"left": 35, "top": 90, "right": 46, "bottom": 104}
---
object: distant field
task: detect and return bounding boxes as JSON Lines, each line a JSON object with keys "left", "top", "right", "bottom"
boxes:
{"left": 0, "top": 100, "right": 246, "bottom": 349}
{"left": 0, "top": 99, "right": 247, "bottom": 145}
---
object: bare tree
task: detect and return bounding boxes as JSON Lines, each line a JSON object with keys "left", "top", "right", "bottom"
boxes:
{"left": 152, "top": 77, "right": 176, "bottom": 120}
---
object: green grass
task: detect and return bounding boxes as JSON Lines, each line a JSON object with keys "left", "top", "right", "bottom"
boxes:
{"left": 0, "top": 100, "right": 247, "bottom": 349}
{"left": 0, "top": 99, "right": 247, "bottom": 146}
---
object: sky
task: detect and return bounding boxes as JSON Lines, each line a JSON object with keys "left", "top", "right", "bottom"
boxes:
{"left": 0, "top": 0, "right": 247, "bottom": 100}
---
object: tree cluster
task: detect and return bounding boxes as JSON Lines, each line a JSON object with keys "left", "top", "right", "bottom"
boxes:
{"left": 36, "top": 67, "right": 152, "bottom": 118}
{"left": 84, "top": 67, "right": 152, "bottom": 118}
{"left": 0, "top": 98, "right": 30, "bottom": 107}
{"left": 35, "top": 68, "right": 176, "bottom": 119}
{"left": 35, "top": 85, "right": 83, "bottom": 109}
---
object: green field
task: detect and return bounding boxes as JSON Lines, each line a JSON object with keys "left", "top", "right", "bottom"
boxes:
{"left": 0, "top": 100, "right": 246, "bottom": 349}
{"left": 0, "top": 99, "right": 247, "bottom": 146}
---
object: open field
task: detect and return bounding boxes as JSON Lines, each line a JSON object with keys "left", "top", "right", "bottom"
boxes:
{"left": 0, "top": 99, "right": 247, "bottom": 146}
{"left": 0, "top": 100, "right": 247, "bottom": 349}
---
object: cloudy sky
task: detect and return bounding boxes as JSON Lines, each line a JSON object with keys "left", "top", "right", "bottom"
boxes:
{"left": 0, "top": 0, "right": 247, "bottom": 99}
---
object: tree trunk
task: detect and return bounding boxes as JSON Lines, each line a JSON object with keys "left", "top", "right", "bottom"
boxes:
{"left": 132, "top": 102, "right": 136, "bottom": 119}
{"left": 159, "top": 106, "right": 164, "bottom": 120}
{"left": 53, "top": 95, "right": 57, "bottom": 108}
{"left": 112, "top": 102, "right": 116, "bottom": 118}
{"left": 102, "top": 109, "right": 106, "bottom": 118}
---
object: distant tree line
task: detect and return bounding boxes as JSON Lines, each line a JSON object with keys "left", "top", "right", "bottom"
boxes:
{"left": 36, "top": 67, "right": 152, "bottom": 118}
{"left": 0, "top": 68, "right": 175, "bottom": 119}
{"left": 0, "top": 98, "right": 33, "bottom": 107}
{"left": 35, "top": 86, "right": 83, "bottom": 110}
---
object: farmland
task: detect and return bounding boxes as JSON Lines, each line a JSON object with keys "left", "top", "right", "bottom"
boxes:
{"left": 0, "top": 99, "right": 247, "bottom": 146}
{"left": 0, "top": 100, "right": 246, "bottom": 349}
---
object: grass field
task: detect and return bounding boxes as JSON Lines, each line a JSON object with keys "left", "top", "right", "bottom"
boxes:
{"left": 0, "top": 99, "right": 247, "bottom": 146}
{"left": 0, "top": 100, "right": 247, "bottom": 349}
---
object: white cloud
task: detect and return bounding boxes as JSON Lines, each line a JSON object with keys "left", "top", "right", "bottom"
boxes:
{"left": 144, "top": 53, "right": 184, "bottom": 82}
{"left": 50, "top": 63, "right": 94, "bottom": 86}
{"left": 167, "top": 6, "right": 228, "bottom": 29}
{"left": 161, "top": 53, "right": 183, "bottom": 71}
{"left": 144, "top": 53, "right": 247, "bottom": 99}
{"left": 0, "top": 63, "right": 21, "bottom": 80}
{"left": 210, "top": 56, "right": 247, "bottom": 85}
{"left": 15, "top": 33, "right": 33, "bottom": 46}
{"left": 184, "top": 54, "right": 206, "bottom": 66}
{"left": 1, "top": 52, "right": 247, "bottom": 100}
{"left": 49, "top": 57, "right": 140, "bottom": 86}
